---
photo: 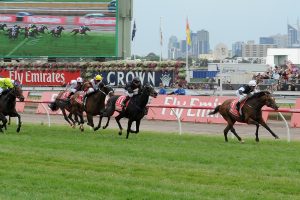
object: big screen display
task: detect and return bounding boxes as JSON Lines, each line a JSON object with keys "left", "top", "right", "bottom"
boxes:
{"left": 0, "top": 0, "right": 117, "bottom": 58}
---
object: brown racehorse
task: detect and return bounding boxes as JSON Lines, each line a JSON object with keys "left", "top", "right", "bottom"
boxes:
{"left": 71, "top": 82, "right": 114, "bottom": 131}
{"left": 208, "top": 91, "right": 279, "bottom": 143}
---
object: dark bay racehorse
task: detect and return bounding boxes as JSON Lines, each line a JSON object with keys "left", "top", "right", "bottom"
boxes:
{"left": 71, "top": 83, "right": 114, "bottom": 131}
{"left": 50, "top": 26, "right": 64, "bottom": 37}
{"left": 71, "top": 27, "right": 91, "bottom": 35}
{"left": 37, "top": 25, "right": 48, "bottom": 34}
{"left": 0, "top": 85, "right": 25, "bottom": 133}
{"left": 208, "top": 91, "right": 279, "bottom": 143}
{"left": 101, "top": 83, "right": 158, "bottom": 139}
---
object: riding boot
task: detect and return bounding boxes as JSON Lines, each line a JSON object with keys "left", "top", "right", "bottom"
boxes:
{"left": 66, "top": 92, "right": 74, "bottom": 102}
{"left": 144, "top": 107, "right": 149, "bottom": 115}
{"left": 121, "top": 96, "right": 130, "bottom": 108}
{"left": 236, "top": 101, "right": 240, "bottom": 112}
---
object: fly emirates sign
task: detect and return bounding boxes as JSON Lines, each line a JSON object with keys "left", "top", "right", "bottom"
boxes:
{"left": 0, "top": 70, "right": 80, "bottom": 86}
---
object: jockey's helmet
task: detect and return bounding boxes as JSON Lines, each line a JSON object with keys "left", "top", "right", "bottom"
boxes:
{"left": 132, "top": 77, "right": 141, "bottom": 84}
{"left": 76, "top": 77, "right": 83, "bottom": 83}
{"left": 95, "top": 75, "right": 103, "bottom": 81}
{"left": 248, "top": 80, "right": 257, "bottom": 87}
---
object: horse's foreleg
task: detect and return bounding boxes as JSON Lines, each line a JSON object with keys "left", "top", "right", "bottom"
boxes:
{"left": 78, "top": 112, "right": 84, "bottom": 132}
{"left": 94, "top": 116, "right": 103, "bottom": 131}
{"left": 259, "top": 120, "right": 279, "bottom": 139}
{"left": 134, "top": 120, "right": 141, "bottom": 134}
{"left": 67, "top": 113, "right": 76, "bottom": 128}
{"left": 115, "top": 114, "right": 123, "bottom": 135}
{"left": 126, "top": 119, "right": 134, "bottom": 139}
{"left": 230, "top": 127, "right": 243, "bottom": 143}
{"left": 0, "top": 113, "right": 7, "bottom": 133}
{"left": 61, "top": 109, "right": 73, "bottom": 127}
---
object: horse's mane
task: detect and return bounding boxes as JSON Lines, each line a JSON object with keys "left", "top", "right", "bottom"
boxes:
{"left": 248, "top": 91, "right": 271, "bottom": 100}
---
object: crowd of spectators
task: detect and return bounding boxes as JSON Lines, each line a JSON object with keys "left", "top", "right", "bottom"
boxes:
{"left": 254, "top": 62, "right": 300, "bottom": 91}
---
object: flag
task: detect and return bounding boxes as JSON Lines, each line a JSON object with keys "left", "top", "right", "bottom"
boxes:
{"left": 132, "top": 20, "right": 136, "bottom": 41}
{"left": 186, "top": 18, "right": 191, "bottom": 45}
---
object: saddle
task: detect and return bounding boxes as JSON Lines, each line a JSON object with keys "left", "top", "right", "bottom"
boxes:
{"left": 229, "top": 98, "right": 247, "bottom": 118}
{"left": 115, "top": 96, "right": 129, "bottom": 111}
{"left": 75, "top": 91, "right": 85, "bottom": 105}
{"left": 57, "top": 91, "right": 71, "bottom": 101}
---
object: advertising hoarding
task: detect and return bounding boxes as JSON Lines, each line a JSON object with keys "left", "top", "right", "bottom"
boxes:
{"left": 0, "top": 0, "right": 117, "bottom": 58}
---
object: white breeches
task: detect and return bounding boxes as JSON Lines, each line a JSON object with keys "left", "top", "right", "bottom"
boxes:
{"left": 87, "top": 87, "right": 95, "bottom": 94}
{"left": 125, "top": 88, "right": 139, "bottom": 97}
{"left": 0, "top": 88, "right": 3, "bottom": 94}
{"left": 69, "top": 88, "right": 76, "bottom": 93}
{"left": 236, "top": 91, "right": 248, "bottom": 102}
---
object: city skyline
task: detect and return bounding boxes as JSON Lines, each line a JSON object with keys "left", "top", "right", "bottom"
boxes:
{"left": 133, "top": 0, "right": 300, "bottom": 57}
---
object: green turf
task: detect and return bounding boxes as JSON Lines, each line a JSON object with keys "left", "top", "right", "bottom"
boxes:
{"left": 0, "top": 124, "right": 300, "bottom": 200}
{"left": 0, "top": 32, "right": 116, "bottom": 57}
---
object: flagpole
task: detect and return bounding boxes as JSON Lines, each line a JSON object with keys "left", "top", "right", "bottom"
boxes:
{"left": 160, "top": 17, "right": 163, "bottom": 62}
{"left": 185, "top": 17, "right": 190, "bottom": 83}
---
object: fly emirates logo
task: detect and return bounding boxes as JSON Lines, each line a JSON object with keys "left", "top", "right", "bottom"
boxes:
{"left": 9, "top": 71, "right": 65, "bottom": 84}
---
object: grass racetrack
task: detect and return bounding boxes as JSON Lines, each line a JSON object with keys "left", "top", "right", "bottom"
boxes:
{"left": 0, "top": 32, "right": 116, "bottom": 57}
{"left": 0, "top": 124, "right": 300, "bottom": 199}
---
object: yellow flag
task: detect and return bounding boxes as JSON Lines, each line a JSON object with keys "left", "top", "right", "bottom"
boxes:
{"left": 186, "top": 18, "right": 191, "bottom": 45}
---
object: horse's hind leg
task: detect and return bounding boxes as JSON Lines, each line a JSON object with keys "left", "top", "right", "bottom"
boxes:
{"left": 0, "top": 113, "right": 7, "bottom": 133}
{"left": 255, "top": 124, "right": 260, "bottom": 142}
{"left": 115, "top": 114, "right": 123, "bottom": 135}
{"left": 103, "top": 117, "right": 110, "bottom": 129}
{"left": 94, "top": 116, "right": 103, "bottom": 131}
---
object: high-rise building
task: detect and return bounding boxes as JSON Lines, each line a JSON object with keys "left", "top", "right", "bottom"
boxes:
{"left": 271, "top": 34, "right": 288, "bottom": 48}
{"left": 232, "top": 41, "right": 244, "bottom": 57}
{"left": 168, "top": 36, "right": 180, "bottom": 59}
{"left": 197, "top": 29, "right": 210, "bottom": 54}
{"left": 259, "top": 37, "right": 274, "bottom": 44}
{"left": 242, "top": 42, "right": 277, "bottom": 58}
{"left": 288, "top": 24, "right": 299, "bottom": 47}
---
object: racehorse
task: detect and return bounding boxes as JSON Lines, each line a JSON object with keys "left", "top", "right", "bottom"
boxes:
{"left": 24, "top": 27, "right": 39, "bottom": 38}
{"left": 71, "top": 82, "right": 114, "bottom": 131}
{"left": 208, "top": 91, "right": 279, "bottom": 143}
{"left": 0, "top": 24, "right": 7, "bottom": 31}
{"left": 7, "top": 26, "right": 21, "bottom": 40}
{"left": 48, "top": 90, "right": 80, "bottom": 129}
{"left": 37, "top": 25, "right": 48, "bottom": 34}
{"left": 50, "top": 26, "right": 64, "bottom": 37}
{"left": 101, "top": 83, "right": 158, "bottom": 139}
{"left": 71, "top": 26, "right": 91, "bottom": 35}
{"left": 0, "top": 84, "right": 25, "bottom": 133}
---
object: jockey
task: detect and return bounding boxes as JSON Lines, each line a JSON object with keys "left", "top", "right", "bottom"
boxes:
{"left": 0, "top": 77, "right": 14, "bottom": 96}
{"left": 121, "top": 77, "right": 142, "bottom": 107}
{"left": 235, "top": 80, "right": 258, "bottom": 115}
{"left": 86, "top": 74, "right": 104, "bottom": 95}
{"left": 79, "top": 25, "right": 85, "bottom": 33}
{"left": 76, "top": 77, "right": 83, "bottom": 91}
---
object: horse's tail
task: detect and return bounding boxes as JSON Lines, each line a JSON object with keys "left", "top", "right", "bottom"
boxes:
{"left": 208, "top": 105, "right": 220, "bottom": 115}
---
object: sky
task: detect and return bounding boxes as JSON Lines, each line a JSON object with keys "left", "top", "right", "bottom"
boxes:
{"left": 132, "top": 0, "right": 300, "bottom": 58}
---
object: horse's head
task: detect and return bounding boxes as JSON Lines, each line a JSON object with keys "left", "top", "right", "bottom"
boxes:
{"left": 142, "top": 83, "right": 158, "bottom": 98}
{"left": 263, "top": 91, "right": 279, "bottom": 110}
{"left": 12, "top": 85, "right": 24, "bottom": 102}
{"left": 251, "top": 91, "right": 279, "bottom": 110}
{"left": 101, "top": 85, "right": 114, "bottom": 97}
{"left": 82, "top": 81, "right": 92, "bottom": 91}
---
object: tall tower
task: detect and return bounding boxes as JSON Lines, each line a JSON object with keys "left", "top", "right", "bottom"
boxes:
{"left": 288, "top": 24, "right": 299, "bottom": 47}
{"left": 197, "top": 30, "right": 210, "bottom": 54}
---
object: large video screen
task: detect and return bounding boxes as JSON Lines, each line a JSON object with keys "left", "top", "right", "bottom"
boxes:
{"left": 0, "top": 0, "right": 117, "bottom": 58}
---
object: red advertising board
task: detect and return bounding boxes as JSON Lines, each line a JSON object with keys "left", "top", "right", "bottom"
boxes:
{"left": 16, "top": 91, "right": 29, "bottom": 113}
{"left": 291, "top": 98, "right": 300, "bottom": 128}
{"left": 74, "top": 17, "right": 116, "bottom": 26}
{"left": 23, "top": 16, "right": 67, "bottom": 24}
{"left": 0, "top": 69, "right": 81, "bottom": 86}
{"left": 147, "top": 95, "right": 269, "bottom": 124}
{"left": 0, "top": 14, "right": 16, "bottom": 22}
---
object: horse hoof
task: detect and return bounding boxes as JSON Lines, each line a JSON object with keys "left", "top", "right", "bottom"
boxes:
{"left": 240, "top": 140, "right": 245, "bottom": 144}
{"left": 94, "top": 127, "right": 99, "bottom": 131}
{"left": 102, "top": 126, "right": 107, "bottom": 129}
{"left": 17, "top": 128, "right": 20, "bottom": 133}
{"left": 118, "top": 131, "right": 122, "bottom": 135}
{"left": 275, "top": 136, "right": 280, "bottom": 139}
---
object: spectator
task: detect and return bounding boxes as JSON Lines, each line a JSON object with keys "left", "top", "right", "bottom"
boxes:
{"left": 158, "top": 83, "right": 167, "bottom": 95}
{"left": 168, "top": 83, "right": 186, "bottom": 95}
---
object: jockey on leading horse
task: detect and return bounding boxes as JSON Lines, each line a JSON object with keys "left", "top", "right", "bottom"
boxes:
{"left": 235, "top": 80, "right": 258, "bottom": 116}
{"left": 0, "top": 78, "right": 14, "bottom": 96}
{"left": 121, "top": 77, "right": 142, "bottom": 108}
